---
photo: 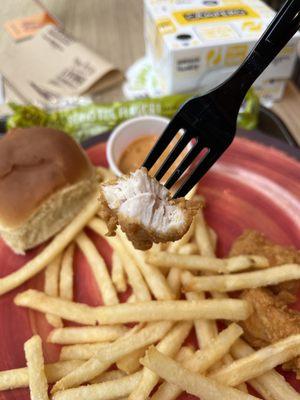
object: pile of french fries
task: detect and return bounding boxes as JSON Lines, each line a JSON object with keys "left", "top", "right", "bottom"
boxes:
{"left": 0, "top": 166, "right": 300, "bottom": 400}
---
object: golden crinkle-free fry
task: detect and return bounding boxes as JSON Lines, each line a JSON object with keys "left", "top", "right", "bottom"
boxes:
{"left": 166, "top": 268, "right": 182, "bottom": 299}
{"left": 182, "top": 264, "right": 300, "bottom": 292}
{"left": 111, "top": 251, "right": 127, "bottom": 292}
{"left": 185, "top": 291, "right": 218, "bottom": 348}
{"left": 177, "top": 243, "right": 198, "bottom": 255}
{"left": 15, "top": 289, "right": 252, "bottom": 324}
{"left": 129, "top": 321, "right": 192, "bottom": 400}
{"left": 15, "top": 289, "right": 100, "bottom": 325}
{"left": 51, "top": 321, "right": 173, "bottom": 393}
{"left": 48, "top": 325, "right": 128, "bottom": 345}
{"left": 116, "top": 347, "right": 146, "bottom": 374}
{"left": 24, "top": 335, "right": 49, "bottom": 400}
{"left": 44, "top": 255, "right": 63, "bottom": 328}
{"left": 195, "top": 209, "right": 215, "bottom": 257}
{"left": 211, "top": 334, "right": 300, "bottom": 387}
{"left": 88, "top": 218, "right": 151, "bottom": 302}
{"left": 60, "top": 243, "right": 75, "bottom": 301}
{"left": 151, "top": 323, "right": 243, "bottom": 400}
{"left": 52, "top": 371, "right": 143, "bottom": 400}
{"left": 168, "top": 219, "right": 196, "bottom": 253}
{"left": 141, "top": 347, "right": 259, "bottom": 400}
{"left": 76, "top": 232, "right": 119, "bottom": 305}
{"left": 231, "top": 338, "right": 300, "bottom": 400}
{"left": 90, "top": 369, "right": 125, "bottom": 384}
{"left": 0, "top": 360, "right": 84, "bottom": 391}
{"left": 146, "top": 252, "right": 269, "bottom": 273}
{"left": 60, "top": 342, "right": 109, "bottom": 361}
{"left": 118, "top": 230, "right": 174, "bottom": 300}
{"left": 59, "top": 324, "right": 143, "bottom": 361}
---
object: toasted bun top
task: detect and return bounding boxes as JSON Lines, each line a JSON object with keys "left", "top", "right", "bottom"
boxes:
{"left": 0, "top": 127, "right": 94, "bottom": 229}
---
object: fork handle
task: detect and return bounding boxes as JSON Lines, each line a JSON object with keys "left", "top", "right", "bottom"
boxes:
{"left": 223, "top": 0, "right": 300, "bottom": 103}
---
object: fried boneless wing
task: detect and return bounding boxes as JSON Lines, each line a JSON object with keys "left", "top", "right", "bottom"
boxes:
{"left": 230, "top": 230, "right": 300, "bottom": 376}
{"left": 98, "top": 168, "right": 200, "bottom": 250}
{"left": 230, "top": 229, "right": 300, "bottom": 295}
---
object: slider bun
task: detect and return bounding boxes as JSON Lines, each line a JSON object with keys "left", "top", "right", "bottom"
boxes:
{"left": 0, "top": 127, "right": 97, "bottom": 254}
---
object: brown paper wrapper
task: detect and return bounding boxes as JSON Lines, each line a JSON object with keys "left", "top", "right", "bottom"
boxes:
{"left": 0, "top": 25, "right": 123, "bottom": 105}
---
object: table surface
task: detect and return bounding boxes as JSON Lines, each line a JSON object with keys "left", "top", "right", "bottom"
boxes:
{"left": 1, "top": 0, "right": 300, "bottom": 144}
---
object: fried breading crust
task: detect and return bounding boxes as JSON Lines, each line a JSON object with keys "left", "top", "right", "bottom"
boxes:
{"left": 230, "top": 229, "right": 300, "bottom": 295}
{"left": 98, "top": 172, "right": 201, "bottom": 250}
{"left": 231, "top": 230, "right": 300, "bottom": 375}
{"left": 117, "top": 198, "right": 200, "bottom": 250}
{"left": 241, "top": 288, "right": 300, "bottom": 348}
{"left": 241, "top": 288, "right": 300, "bottom": 375}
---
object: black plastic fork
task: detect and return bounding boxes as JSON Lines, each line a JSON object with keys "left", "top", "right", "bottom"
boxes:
{"left": 143, "top": 0, "right": 300, "bottom": 198}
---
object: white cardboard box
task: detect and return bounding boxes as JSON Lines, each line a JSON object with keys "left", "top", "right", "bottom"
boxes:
{"left": 144, "top": 0, "right": 300, "bottom": 102}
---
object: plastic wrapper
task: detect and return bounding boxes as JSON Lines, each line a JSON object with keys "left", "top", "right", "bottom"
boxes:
{"left": 7, "top": 90, "right": 259, "bottom": 142}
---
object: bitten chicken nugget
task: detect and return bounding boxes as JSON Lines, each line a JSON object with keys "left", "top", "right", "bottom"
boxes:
{"left": 98, "top": 168, "right": 200, "bottom": 250}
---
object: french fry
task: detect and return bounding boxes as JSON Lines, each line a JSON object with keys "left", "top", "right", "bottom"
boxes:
{"left": 168, "top": 219, "right": 196, "bottom": 253}
{"left": 76, "top": 232, "right": 119, "bottom": 305}
{"left": 211, "top": 334, "right": 300, "bottom": 386}
{"left": 52, "top": 371, "right": 142, "bottom": 400}
{"left": 60, "top": 343, "right": 111, "bottom": 361}
{"left": 178, "top": 243, "right": 198, "bottom": 255}
{"left": 44, "top": 255, "right": 63, "bottom": 328}
{"left": 166, "top": 268, "right": 181, "bottom": 298}
{"left": 48, "top": 326, "right": 128, "bottom": 345}
{"left": 59, "top": 243, "right": 75, "bottom": 301}
{"left": 88, "top": 218, "right": 151, "bottom": 301}
{"left": 195, "top": 209, "right": 215, "bottom": 257}
{"left": 51, "top": 321, "right": 173, "bottom": 393}
{"left": 175, "top": 346, "right": 195, "bottom": 361}
{"left": 90, "top": 298, "right": 251, "bottom": 324}
{"left": 246, "top": 380, "right": 275, "bottom": 400}
{"left": 146, "top": 252, "right": 269, "bottom": 273}
{"left": 90, "top": 369, "right": 125, "bottom": 384}
{"left": 209, "top": 227, "right": 218, "bottom": 252}
{"left": 151, "top": 243, "right": 163, "bottom": 253}
{"left": 186, "top": 291, "right": 218, "bottom": 348}
{"left": 211, "top": 292, "right": 299, "bottom": 400}
{"left": 111, "top": 252, "right": 127, "bottom": 293}
{"left": 116, "top": 324, "right": 147, "bottom": 373}
{"left": 24, "top": 335, "right": 49, "bottom": 400}
{"left": 15, "top": 290, "right": 252, "bottom": 324}
{"left": 96, "top": 166, "right": 115, "bottom": 181}
{"left": 216, "top": 353, "right": 249, "bottom": 393}
{"left": 183, "top": 264, "right": 300, "bottom": 292}
{"left": 118, "top": 230, "right": 174, "bottom": 300}
{"left": 60, "top": 325, "right": 144, "bottom": 361}
{"left": 231, "top": 339, "right": 300, "bottom": 400}
{"left": 151, "top": 323, "right": 243, "bottom": 400}
{"left": 129, "top": 321, "right": 192, "bottom": 400}
{"left": 141, "top": 347, "right": 259, "bottom": 400}
{"left": 0, "top": 194, "right": 99, "bottom": 296}
{"left": 127, "top": 293, "right": 136, "bottom": 303}
{"left": 184, "top": 211, "right": 219, "bottom": 349}
{"left": 117, "top": 348, "right": 146, "bottom": 374}
{"left": 15, "top": 289, "right": 100, "bottom": 325}
{"left": 0, "top": 360, "right": 84, "bottom": 390}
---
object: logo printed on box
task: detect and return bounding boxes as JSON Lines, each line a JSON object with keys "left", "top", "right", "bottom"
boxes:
{"left": 173, "top": 5, "right": 259, "bottom": 25}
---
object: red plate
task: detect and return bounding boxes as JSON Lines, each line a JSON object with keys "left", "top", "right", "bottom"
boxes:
{"left": 0, "top": 137, "right": 300, "bottom": 400}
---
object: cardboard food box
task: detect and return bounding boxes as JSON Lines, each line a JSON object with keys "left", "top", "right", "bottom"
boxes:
{"left": 144, "top": 0, "right": 300, "bottom": 102}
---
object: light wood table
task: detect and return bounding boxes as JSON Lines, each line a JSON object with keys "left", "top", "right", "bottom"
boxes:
{"left": 1, "top": 0, "right": 300, "bottom": 144}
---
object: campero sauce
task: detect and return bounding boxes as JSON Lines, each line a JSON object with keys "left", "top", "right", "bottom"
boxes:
{"left": 118, "top": 134, "right": 186, "bottom": 181}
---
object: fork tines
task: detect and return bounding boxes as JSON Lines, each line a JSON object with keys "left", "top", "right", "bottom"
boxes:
{"left": 142, "top": 114, "right": 227, "bottom": 199}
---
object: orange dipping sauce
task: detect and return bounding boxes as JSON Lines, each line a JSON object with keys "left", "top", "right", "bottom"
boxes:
{"left": 118, "top": 134, "right": 186, "bottom": 181}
